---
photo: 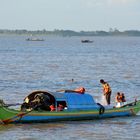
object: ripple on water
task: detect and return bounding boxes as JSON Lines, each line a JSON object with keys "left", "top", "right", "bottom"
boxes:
{"left": 0, "top": 36, "right": 140, "bottom": 140}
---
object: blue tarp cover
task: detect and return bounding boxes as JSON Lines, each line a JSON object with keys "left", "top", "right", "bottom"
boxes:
{"left": 52, "top": 92, "right": 99, "bottom": 110}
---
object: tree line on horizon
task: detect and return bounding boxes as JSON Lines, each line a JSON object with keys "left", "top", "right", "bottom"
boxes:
{"left": 0, "top": 29, "right": 140, "bottom": 36}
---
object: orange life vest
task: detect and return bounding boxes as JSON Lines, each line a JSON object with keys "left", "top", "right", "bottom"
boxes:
{"left": 50, "top": 105, "right": 55, "bottom": 111}
{"left": 103, "top": 83, "right": 111, "bottom": 94}
{"left": 116, "top": 95, "right": 121, "bottom": 102}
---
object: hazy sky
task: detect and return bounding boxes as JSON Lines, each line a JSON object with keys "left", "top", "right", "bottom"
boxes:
{"left": 0, "top": 0, "right": 140, "bottom": 31}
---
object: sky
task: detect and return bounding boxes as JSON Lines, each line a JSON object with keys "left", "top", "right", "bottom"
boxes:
{"left": 0, "top": 0, "right": 140, "bottom": 31}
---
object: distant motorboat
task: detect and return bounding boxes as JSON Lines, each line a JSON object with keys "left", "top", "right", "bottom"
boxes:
{"left": 81, "top": 40, "right": 93, "bottom": 43}
{"left": 26, "top": 38, "right": 44, "bottom": 41}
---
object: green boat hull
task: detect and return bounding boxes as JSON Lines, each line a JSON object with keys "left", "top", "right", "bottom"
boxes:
{"left": 0, "top": 100, "right": 140, "bottom": 124}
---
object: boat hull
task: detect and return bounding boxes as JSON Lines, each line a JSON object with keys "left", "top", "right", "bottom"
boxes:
{"left": 1, "top": 101, "right": 140, "bottom": 124}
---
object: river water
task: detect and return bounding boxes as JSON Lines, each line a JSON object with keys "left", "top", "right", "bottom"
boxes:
{"left": 0, "top": 35, "right": 140, "bottom": 140}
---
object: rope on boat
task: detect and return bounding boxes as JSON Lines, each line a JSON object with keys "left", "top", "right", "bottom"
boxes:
{"left": 97, "top": 103, "right": 105, "bottom": 115}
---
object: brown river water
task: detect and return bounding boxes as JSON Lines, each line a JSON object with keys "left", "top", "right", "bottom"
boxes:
{"left": 0, "top": 36, "right": 140, "bottom": 140}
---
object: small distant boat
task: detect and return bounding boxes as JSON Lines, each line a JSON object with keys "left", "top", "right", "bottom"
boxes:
{"left": 81, "top": 40, "right": 93, "bottom": 43}
{"left": 26, "top": 38, "right": 44, "bottom": 41}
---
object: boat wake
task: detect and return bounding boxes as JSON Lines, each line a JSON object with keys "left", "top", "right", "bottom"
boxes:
{"left": 100, "top": 95, "right": 108, "bottom": 106}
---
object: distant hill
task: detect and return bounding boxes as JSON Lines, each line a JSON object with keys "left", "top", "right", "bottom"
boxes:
{"left": 0, "top": 29, "right": 140, "bottom": 36}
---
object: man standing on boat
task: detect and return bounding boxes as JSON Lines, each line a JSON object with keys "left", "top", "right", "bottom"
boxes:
{"left": 100, "top": 79, "right": 112, "bottom": 105}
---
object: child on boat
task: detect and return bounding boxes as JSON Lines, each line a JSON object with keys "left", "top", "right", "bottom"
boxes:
{"left": 115, "top": 92, "right": 127, "bottom": 108}
{"left": 50, "top": 104, "right": 55, "bottom": 111}
{"left": 57, "top": 104, "right": 64, "bottom": 111}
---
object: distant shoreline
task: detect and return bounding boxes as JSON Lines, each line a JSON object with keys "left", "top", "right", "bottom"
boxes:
{"left": 0, "top": 29, "right": 140, "bottom": 37}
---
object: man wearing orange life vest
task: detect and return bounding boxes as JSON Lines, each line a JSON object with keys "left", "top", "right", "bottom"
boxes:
{"left": 100, "top": 79, "right": 112, "bottom": 105}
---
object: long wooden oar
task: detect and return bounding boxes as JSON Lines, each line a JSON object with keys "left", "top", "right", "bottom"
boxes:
{"left": 4, "top": 103, "right": 22, "bottom": 107}
{"left": 120, "top": 99, "right": 138, "bottom": 108}
{"left": 2, "top": 104, "right": 39, "bottom": 124}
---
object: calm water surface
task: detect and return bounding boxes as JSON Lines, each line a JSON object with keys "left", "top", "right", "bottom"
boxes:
{"left": 0, "top": 36, "right": 140, "bottom": 140}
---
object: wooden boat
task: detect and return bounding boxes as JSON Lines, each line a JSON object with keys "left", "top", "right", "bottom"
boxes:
{"left": 0, "top": 90, "right": 140, "bottom": 124}
{"left": 81, "top": 40, "right": 93, "bottom": 43}
{"left": 26, "top": 38, "right": 44, "bottom": 41}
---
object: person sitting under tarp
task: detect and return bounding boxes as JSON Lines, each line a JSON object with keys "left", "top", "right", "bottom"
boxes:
{"left": 50, "top": 104, "right": 55, "bottom": 111}
{"left": 57, "top": 104, "right": 64, "bottom": 111}
{"left": 49, "top": 104, "right": 65, "bottom": 112}
{"left": 21, "top": 93, "right": 51, "bottom": 111}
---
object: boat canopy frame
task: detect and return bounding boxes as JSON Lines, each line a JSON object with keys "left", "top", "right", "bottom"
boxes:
{"left": 24, "top": 90, "right": 100, "bottom": 111}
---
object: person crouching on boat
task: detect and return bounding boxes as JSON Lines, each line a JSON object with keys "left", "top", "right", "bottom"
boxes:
{"left": 121, "top": 93, "right": 126, "bottom": 102}
{"left": 100, "top": 79, "right": 112, "bottom": 105}
{"left": 115, "top": 92, "right": 122, "bottom": 108}
{"left": 115, "top": 92, "right": 127, "bottom": 108}
{"left": 120, "top": 93, "right": 127, "bottom": 106}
